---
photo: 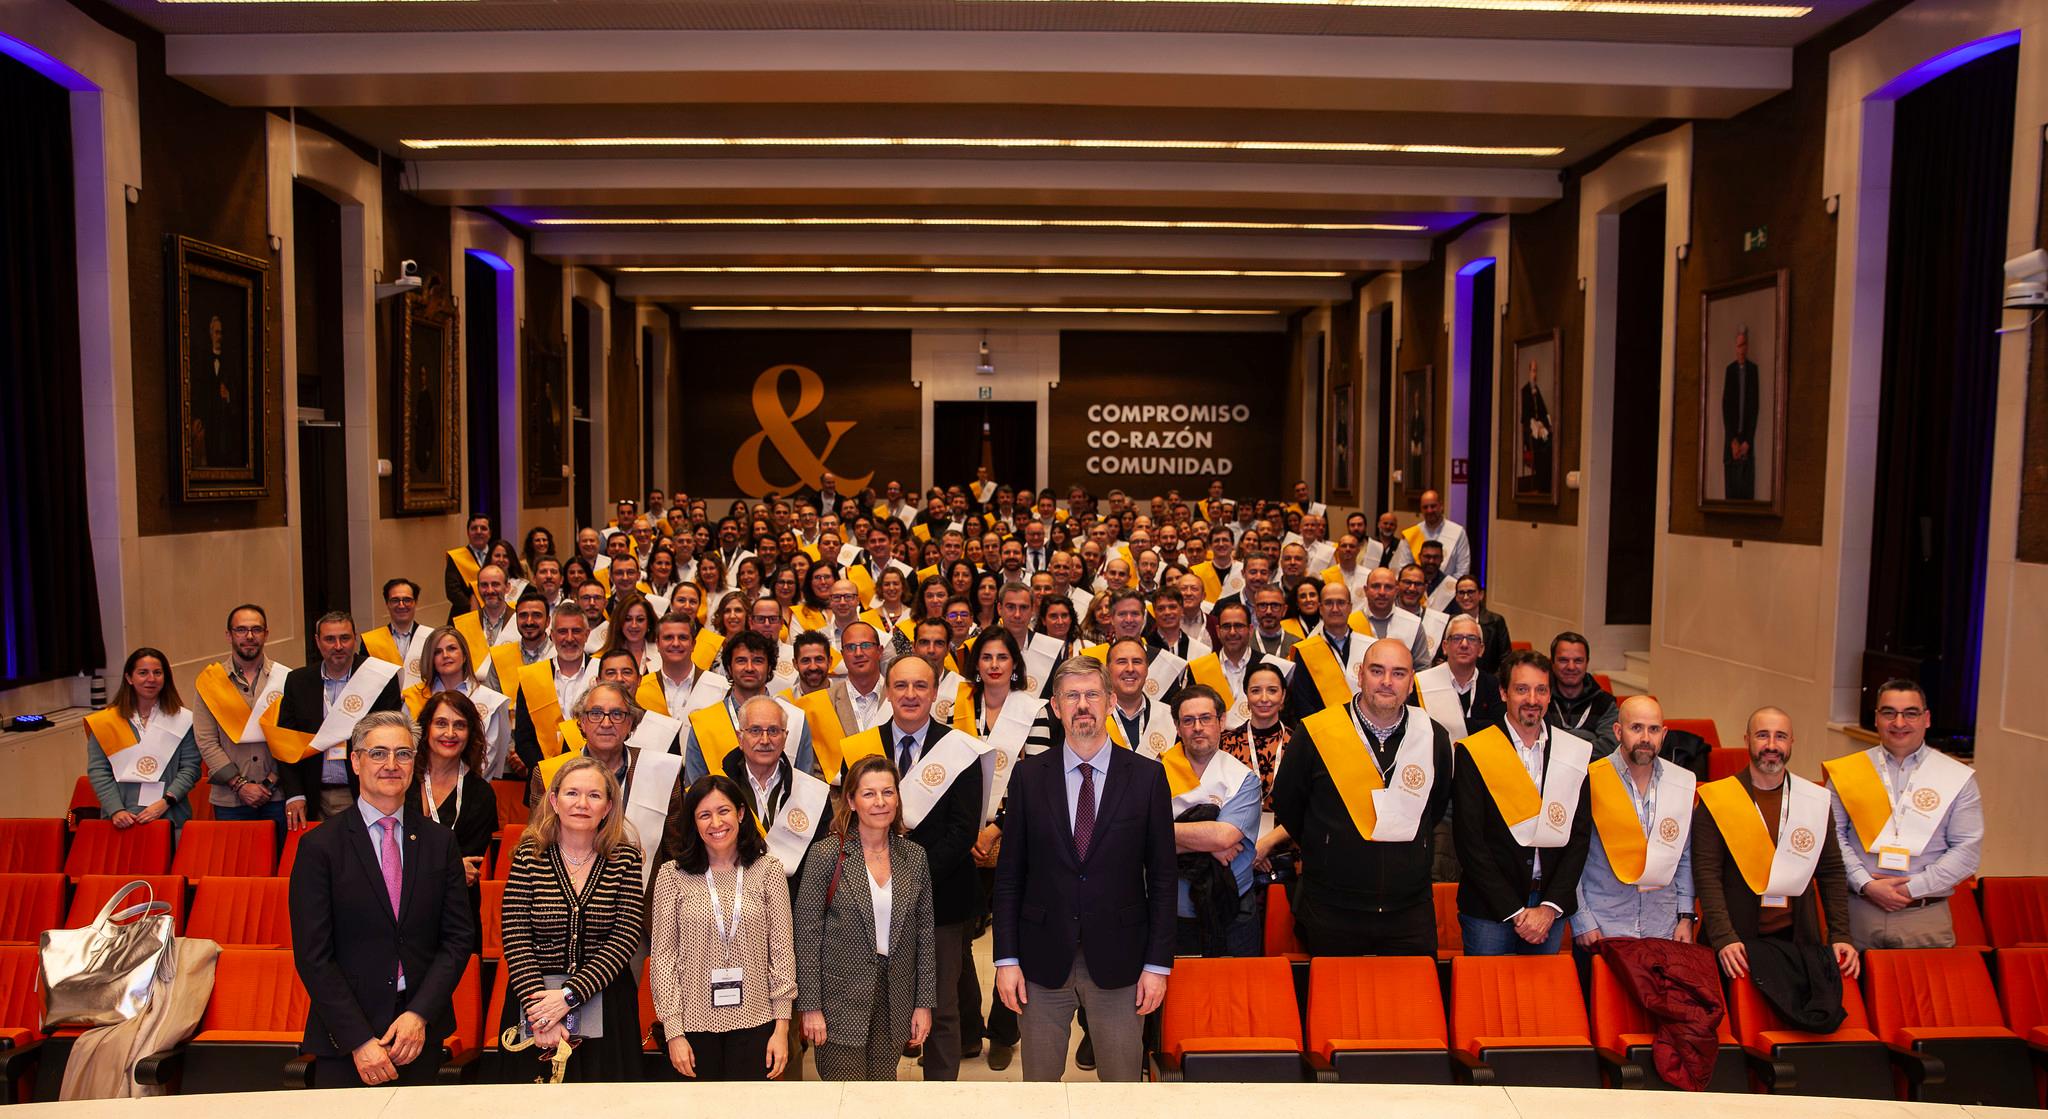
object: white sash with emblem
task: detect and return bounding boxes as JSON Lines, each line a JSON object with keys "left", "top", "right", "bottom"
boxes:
{"left": 1305, "top": 705, "right": 1438, "bottom": 842}
{"left": 399, "top": 628, "right": 434, "bottom": 693}
{"left": 1168, "top": 745, "right": 1254, "bottom": 817}
{"left": 1108, "top": 699, "right": 1174, "bottom": 759}
{"left": 1760, "top": 778, "right": 1833, "bottom": 899}
{"left": 210, "top": 662, "right": 289, "bottom": 746}
{"left": 765, "top": 769, "right": 831, "bottom": 876}
{"left": 1144, "top": 650, "right": 1187, "bottom": 702}
{"left": 977, "top": 694, "right": 1047, "bottom": 825}
{"left": 1586, "top": 754, "right": 1694, "bottom": 891}
{"left": 682, "top": 673, "right": 731, "bottom": 716}
{"left": 624, "top": 747, "right": 685, "bottom": 887}
{"left": 899, "top": 729, "right": 984, "bottom": 828}
{"left": 1022, "top": 632, "right": 1066, "bottom": 695}
{"left": 1413, "top": 663, "right": 1475, "bottom": 741}
{"left": 1828, "top": 746, "right": 1974, "bottom": 857}
{"left": 116, "top": 709, "right": 195, "bottom": 802}
{"left": 627, "top": 710, "right": 685, "bottom": 755}
{"left": 311, "top": 659, "right": 402, "bottom": 755}
{"left": 1513, "top": 728, "right": 1590, "bottom": 848}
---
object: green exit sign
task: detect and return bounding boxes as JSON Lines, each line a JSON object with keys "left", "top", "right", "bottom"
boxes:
{"left": 1742, "top": 226, "right": 1769, "bottom": 252}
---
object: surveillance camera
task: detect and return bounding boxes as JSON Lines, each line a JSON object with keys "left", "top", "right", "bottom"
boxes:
{"left": 401, "top": 259, "right": 420, "bottom": 279}
{"left": 2005, "top": 248, "right": 2048, "bottom": 311}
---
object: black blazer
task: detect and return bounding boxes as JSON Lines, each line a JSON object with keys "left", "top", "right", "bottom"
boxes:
{"left": 992, "top": 742, "right": 1176, "bottom": 990}
{"left": 1284, "top": 632, "right": 1358, "bottom": 721}
{"left": 406, "top": 771, "right": 499, "bottom": 862}
{"left": 889, "top": 721, "right": 984, "bottom": 927}
{"left": 444, "top": 552, "right": 476, "bottom": 621}
{"left": 287, "top": 803, "right": 478, "bottom": 1057}
{"left": 275, "top": 654, "right": 404, "bottom": 806}
{"left": 1451, "top": 727, "right": 1593, "bottom": 922}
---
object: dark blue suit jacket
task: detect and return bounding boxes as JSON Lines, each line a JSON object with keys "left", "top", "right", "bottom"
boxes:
{"left": 991, "top": 741, "right": 1176, "bottom": 990}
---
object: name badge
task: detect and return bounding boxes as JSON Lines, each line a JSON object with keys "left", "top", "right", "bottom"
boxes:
{"left": 325, "top": 744, "right": 348, "bottom": 760}
{"left": 1761, "top": 894, "right": 1789, "bottom": 909}
{"left": 1877, "top": 845, "right": 1911, "bottom": 872}
{"left": 710, "top": 966, "right": 744, "bottom": 1007}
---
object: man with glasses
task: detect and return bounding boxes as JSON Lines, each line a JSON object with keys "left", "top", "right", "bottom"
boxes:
{"left": 288, "top": 710, "right": 477, "bottom": 1089}
{"left": 277, "top": 612, "right": 404, "bottom": 829}
{"left": 192, "top": 604, "right": 289, "bottom": 834}
{"left": 749, "top": 597, "right": 800, "bottom": 692}
{"left": 1249, "top": 585, "right": 1299, "bottom": 661}
{"left": 823, "top": 579, "right": 864, "bottom": 650}
{"left": 360, "top": 579, "right": 422, "bottom": 667}
{"left": 1824, "top": 680, "right": 1981, "bottom": 949}
{"left": 683, "top": 631, "right": 817, "bottom": 785}
{"left": 1452, "top": 577, "right": 1513, "bottom": 677}
{"left": 1166, "top": 686, "right": 1263, "bottom": 957}
{"left": 836, "top": 621, "right": 891, "bottom": 733}
{"left": 994, "top": 656, "right": 1175, "bottom": 1082}
{"left": 1394, "top": 563, "right": 1450, "bottom": 667}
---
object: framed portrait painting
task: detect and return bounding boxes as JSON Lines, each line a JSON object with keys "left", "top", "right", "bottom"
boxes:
{"left": 523, "top": 328, "right": 569, "bottom": 505}
{"left": 170, "top": 235, "right": 269, "bottom": 501}
{"left": 1511, "top": 330, "right": 1561, "bottom": 506}
{"left": 1399, "top": 365, "right": 1433, "bottom": 504}
{"left": 394, "top": 277, "right": 461, "bottom": 513}
{"left": 1699, "top": 271, "right": 1788, "bottom": 516}
{"left": 1329, "top": 382, "right": 1355, "bottom": 502}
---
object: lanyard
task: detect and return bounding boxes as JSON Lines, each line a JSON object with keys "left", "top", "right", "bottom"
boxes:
{"left": 705, "top": 863, "right": 746, "bottom": 947}
{"left": 1752, "top": 777, "right": 1795, "bottom": 838}
{"left": 1347, "top": 700, "right": 1401, "bottom": 784}
{"left": 1871, "top": 750, "right": 1920, "bottom": 842}
{"left": 1620, "top": 761, "right": 1658, "bottom": 834}
{"left": 424, "top": 764, "right": 467, "bottom": 825}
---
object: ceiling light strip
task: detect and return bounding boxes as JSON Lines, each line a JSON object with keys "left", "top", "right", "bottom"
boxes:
{"left": 684, "top": 305, "right": 1278, "bottom": 315}
{"left": 402, "top": 135, "right": 1562, "bottom": 157}
{"left": 962, "top": 0, "right": 1809, "bottom": 16}
{"left": 534, "top": 216, "right": 1428, "bottom": 232}
{"left": 620, "top": 265, "right": 1345, "bottom": 277}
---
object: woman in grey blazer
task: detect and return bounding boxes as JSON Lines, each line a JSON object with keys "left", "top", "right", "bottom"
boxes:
{"left": 793, "top": 754, "right": 935, "bottom": 1081}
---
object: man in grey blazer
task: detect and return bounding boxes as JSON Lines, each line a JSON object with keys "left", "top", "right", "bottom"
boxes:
{"left": 992, "top": 655, "right": 1176, "bottom": 1082}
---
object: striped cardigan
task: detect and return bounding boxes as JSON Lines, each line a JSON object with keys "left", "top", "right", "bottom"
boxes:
{"left": 500, "top": 841, "right": 646, "bottom": 1010}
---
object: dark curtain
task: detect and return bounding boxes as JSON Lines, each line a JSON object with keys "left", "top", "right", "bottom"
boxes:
{"left": 1606, "top": 193, "right": 1664, "bottom": 625}
{"left": 0, "top": 56, "right": 105, "bottom": 686}
{"left": 1865, "top": 45, "right": 2018, "bottom": 741}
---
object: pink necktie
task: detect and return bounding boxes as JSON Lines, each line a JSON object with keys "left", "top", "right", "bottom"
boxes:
{"left": 379, "top": 818, "right": 405, "bottom": 985}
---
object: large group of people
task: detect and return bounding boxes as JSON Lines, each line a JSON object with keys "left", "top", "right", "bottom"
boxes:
{"left": 80, "top": 477, "right": 1981, "bottom": 1088}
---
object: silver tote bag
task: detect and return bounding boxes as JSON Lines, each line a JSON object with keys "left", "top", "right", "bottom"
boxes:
{"left": 38, "top": 879, "right": 177, "bottom": 1029}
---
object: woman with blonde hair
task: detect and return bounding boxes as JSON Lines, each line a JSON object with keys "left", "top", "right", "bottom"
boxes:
{"left": 792, "top": 754, "right": 935, "bottom": 1080}
{"left": 497, "top": 754, "right": 646, "bottom": 1082}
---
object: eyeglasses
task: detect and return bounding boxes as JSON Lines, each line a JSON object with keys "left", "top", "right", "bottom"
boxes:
{"left": 361, "top": 748, "right": 417, "bottom": 765}
{"left": 1876, "top": 707, "right": 1926, "bottom": 721}
{"left": 1179, "top": 712, "right": 1219, "bottom": 727}
{"left": 230, "top": 626, "right": 268, "bottom": 637}
{"left": 585, "top": 709, "right": 632, "bottom": 724}
{"left": 741, "top": 725, "right": 788, "bottom": 739}
{"left": 1444, "top": 634, "right": 1481, "bottom": 646}
{"left": 1217, "top": 622, "right": 1250, "bottom": 631}
{"left": 842, "top": 641, "right": 880, "bottom": 653}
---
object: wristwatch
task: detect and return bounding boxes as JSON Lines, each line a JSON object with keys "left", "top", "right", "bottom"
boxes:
{"left": 561, "top": 987, "right": 581, "bottom": 1011}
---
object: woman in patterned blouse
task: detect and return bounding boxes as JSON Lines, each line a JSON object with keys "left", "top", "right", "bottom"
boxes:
{"left": 1220, "top": 662, "right": 1298, "bottom": 872}
{"left": 497, "top": 755, "right": 646, "bottom": 1082}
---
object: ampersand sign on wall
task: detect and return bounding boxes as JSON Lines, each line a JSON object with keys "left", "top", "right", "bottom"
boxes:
{"left": 731, "top": 363, "right": 876, "bottom": 498}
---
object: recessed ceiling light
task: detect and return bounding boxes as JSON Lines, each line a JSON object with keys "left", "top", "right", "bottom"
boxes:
{"left": 621, "top": 265, "right": 1344, "bottom": 277}
{"left": 684, "top": 305, "right": 1278, "bottom": 315}
{"left": 534, "top": 216, "right": 1429, "bottom": 232}
{"left": 403, "top": 135, "right": 1563, "bottom": 157}
{"left": 964, "top": 0, "right": 1809, "bottom": 15}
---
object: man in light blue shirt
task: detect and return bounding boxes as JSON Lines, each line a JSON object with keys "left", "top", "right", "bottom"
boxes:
{"left": 1572, "top": 696, "right": 1697, "bottom": 947}
{"left": 1167, "top": 687, "right": 1263, "bottom": 957}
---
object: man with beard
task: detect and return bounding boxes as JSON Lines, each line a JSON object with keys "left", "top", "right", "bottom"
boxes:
{"left": 1570, "top": 696, "right": 1697, "bottom": 948}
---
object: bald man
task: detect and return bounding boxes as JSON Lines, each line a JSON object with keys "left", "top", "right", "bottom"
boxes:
{"left": 1272, "top": 638, "right": 1453, "bottom": 956}
{"left": 1390, "top": 489, "right": 1470, "bottom": 580}
{"left": 1570, "top": 696, "right": 1698, "bottom": 947}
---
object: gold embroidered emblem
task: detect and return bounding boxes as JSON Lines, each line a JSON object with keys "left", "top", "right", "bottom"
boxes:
{"left": 341, "top": 694, "right": 365, "bottom": 715}
{"left": 1400, "top": 763, "right": 1427, "bottom": 791}
{"left": 1546, "top": 801, "right": 1567, "bottom": 828}
{"left": 786, "top": 808, "right": 809, "bottom": 833}
{"left": 920, "top": 763, "right": 947, "bottom": 788}
{"left": 993, "top": 751, "right": 1010, "bottom": 772}
{"left": 136, "top": 755, "right": 160, "bottom": 778}
{"left": 1658, "top": 817, "right": 1680, "bottom": 843}
{"left": 1790, "top": 827, "right": 1816, "bottom": 854}
{"left": 1912, "top": 787, "right": 1941, "bottom": 813}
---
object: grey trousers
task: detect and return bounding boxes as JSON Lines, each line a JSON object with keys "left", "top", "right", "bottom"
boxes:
{"left": 1848, "top": 894, "right": 1955, "bottom": 950}
{"left": 920, "top": 921, "right": 966, "bottom": 1080}
{"left": 1019, "top": 956, "right": 1143, "bottom": 1083}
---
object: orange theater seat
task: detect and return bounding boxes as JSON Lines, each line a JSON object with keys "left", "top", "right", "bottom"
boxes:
{"left": 1663, "top": 718, "right": 1722, "bottom": 750}
{"left": 1950, "top": 878, "right": 1989, "bottom": 950}
{"left": 1449, "top": 954, "right": 1598, "bottom": 1086}
{"left": 1994, "top": 946, "right": 2048, "bottom": 1106}
{"left": 1863, "top": 947, "right": 2031, "bottom": 1105}
{"left": 171, "top": 820, "right": 278, "bottom": 880}
{"left": 1588, "top": 954, "right": 1742, "bottom": 1091}
{"left": 1727, "top": 971, "right": 1888, "bottom": 1097}
{"left": 136, "top": 947, "right": 310, "bottom": 1093}
{"left": 492, "top": 780, "right": 530, "bottom": 826}
{"left": 0, "top": 944, "right": 44, "bottom": 1101}
{"left": 1263, "top": 883, "right": 1305, "bottom": 960}
{"left": 440, "top": 955, "right": 485, "bottom": 1082}
{"left": 276, "top": 821, "right": 319, "bottom": 878}
{"left": 490, "top": 825, "right": 525, "bottom": 879}
{"left": 1510, "top": 642, "right": 1532, "bottom": 653}
{"left": 1304, "top": 955, "right": 1451, "bottom": 1083}
{"left": 480, "top": 879, "right": 507, "bottom": 960}
{"left": 1980, "top": 878, "right": 2048, "bottom": 948}
{"left": 1151, "top": 956, "right": 1306, "bottom": 1082}
{"left": 187, "top": 877, "right": 294, "bottom": 949}
{"left": 0, "top": 874, "right": 66, "bottom": 944}
{"left": 64, "top": 777, "right": 99, "bottom": 830}
{"left": 66, "top": 875, "right": 186, "bottom": 934}
{"left": 0, "top": 820, "right": 66, "bottom": 874}
{"left": 62, "top": 819, "right": 172, "bottom": 882}
{"left": 1433, "top": 882, "right": 1463, "bottom": 960}
{"left": 1593, "top": 673, "right": 1613, "bottom": 694}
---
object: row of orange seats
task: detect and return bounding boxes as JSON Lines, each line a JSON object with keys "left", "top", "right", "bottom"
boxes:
{"left": 1155, "top": 946, "right": 2048, "bottom": 1106}
{"left": 0, "top": 818, "right": 314, "bottom": 884}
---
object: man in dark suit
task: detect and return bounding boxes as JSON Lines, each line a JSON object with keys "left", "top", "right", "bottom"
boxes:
{"left": 288, "top": 710, "right": 477, "bottom": 1088}
{"left": 277, "top": 612, "right": 404, "bottom": 830}
{"left": 1518, "top": 358, "right": 1552, "bottom": 496}
{"left": 444, "top": 514, "right": 492, "bottom": 620}
{"left": 993, "top": 654, "right": 1176, "bottom": 1082}
{"left": 1722, "top": 326, "right": 1761, "bottom": 501}
{"left": 880, "top": 653, "right": 982, "bottom": 1081}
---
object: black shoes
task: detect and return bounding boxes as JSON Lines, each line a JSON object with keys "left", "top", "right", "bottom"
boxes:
{"left": 1075, "top": 1037, "right": 1096, "bottom": 1071}
{"left": 987, "top": 1042, "right": 1014, "bottom": 1071}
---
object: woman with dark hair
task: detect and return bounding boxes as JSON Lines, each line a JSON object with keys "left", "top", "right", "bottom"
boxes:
{"left": 796, "top": 560, "right": 837, "bottom": 633}
{"left": 84, "top": 647, "right": 202, "bottom": 839}
{"left": 408, "top": 690, "right": 498, "bottom": 888}
{"left": 645, "top": 545, "right": 681, "bottom": 605}
{"left": 1034, "top": 596, "right": 1078, "bottom": 663}
{"left": 1223, "top": 662, "right": 1297, "bottom": 872}
{"left": 944, "top": 559, "right": 976, "bottom": 601}
{"left": 1289, "top": 575, "right": 1325, "bottom": 639}
{"left": 402, "top": 624, "right": 513, "bottom": 778}
{"left": 605, "top": 591, "right": 661, "bottom": 676}
{"left": 649, "top": 774, "right": 795, "bottom": 1081}
{"left": 713, "top": 590, "right": 751, "bottom": 641}
{"left": 523, "top": 526, "right": 558, "bottom": 578}
{"left": 697, "top": 554, "right": 729, "bottom": 600}
{"left": 914, "top": 575, "right": 951, "bottom": 626}
{"left": 732, "top": 554, "right": 767, "bottom": 602}
{"left": 561, "top": 555, "right": 595, "bottom": 598}
{"left": 767, "top": 565, "right": 802, "bottom": 616}
{"left": 793, "top": 755, "right": 934, "bottom": 1081}
{"left": 969, "top": 570, "right": 1002, "bottom": 632}
{"left": 487, "top": 538, "right": 529, "bottom": 598}
{"left": 498, "top": 755, "right": 646, "bottom": 1082}
{"left": 867, "top": 567, "right": 914, "bottom": 656}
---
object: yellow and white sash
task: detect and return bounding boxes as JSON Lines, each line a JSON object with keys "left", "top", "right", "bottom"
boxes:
{"left": 1699, "top": 773, "right": 1831, "bottom": 900}
{"left": 451, "top": 611, "right": 492, "bottom": 668}
{"left": 1143, "top": 649, "right": 1188, "bottom": 703}
{"left": 843, "top": 563, "right": 877, "bottom": 608}
{"left": 446, "top": 546, "right": 481, "bottom": 598}
{"left": 792, "top": 604, "right": 828, "bottom": 634}
{"left": 402, "top": 680, "right": 509, "bottom": 731}
{"left": 897, "top": 728, "right": 984, "bottom": 828}
{"left": 1301, "top": 704, "right": 1436, "bottom": 842}
{"left": 1413, "top": 663, "right": 1477, "bottom": 741}
{"left": 627, "top": 709, "right": 685, "bottom": 756}
{"left": 793, "top": 687, "right": 850, "bottom": 778}
{"left": 1022, "top": 632, "right": 1067, "bottom": 696}
{"left": 517, "top": 660, "right": 566, "bottom": 758}
{"left": 1191, "top": 561, "right": 1223, "bottom": 604}
{"left": 398, "top": 628, "right": 435, "bottom": 692}
{"left": 1292, "top": 633, "right": 1358, "bottom": 711}
{"left": 194, "top": 661, "right": 288, "bottom": 748}
{"left": 1107, "top": 699, "right": 1174, "bottom": 759}
{"left": 689, "top": 703, "right": 742, "bottom": 779}
{"left": 85, "top": 707, "right": 193, "bottom": 801}
{"left": 309, "top": 659, "right": 402, "bottom": 755}
{"left": 1822, "top": 746, "right": 1974, "bottom": 857}
{"left": 765, "top": 769, "right": 832, "bottom": 876}
{"left": 361, "top": 627, "right": 405, "bottom": 666}
{"left": 976, "top": 693, "right": 1047, "bottom": 825}
{"left": 1586, "top": 755, "right": 1694, "bottom": 890}
{"left": 626, "top": 747, "right": 685, "bottom": 886}
{"left": 1459, "top": 724, "right": 1591, "bottom": 848}
{"left": 635, "top": 672, "right": 669, "bottom": 718}
{"left": 1185, "top": 652, "right": 1241, "bottom": 726}
{"left": 692, "top": 631, "right": 725, "bottom": 674}
{"left": 1160, "top": 742, "right": 1254, "bottom": 817}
